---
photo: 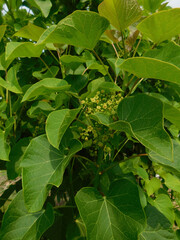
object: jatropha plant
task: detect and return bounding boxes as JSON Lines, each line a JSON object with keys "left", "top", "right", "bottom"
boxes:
{"left": 0, "top": 0, "right": 180, "bottom": 239}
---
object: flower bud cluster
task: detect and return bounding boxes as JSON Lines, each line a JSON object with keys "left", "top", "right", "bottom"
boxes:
{"left": 81, "top": 90, "right": 123, "bottom": 117}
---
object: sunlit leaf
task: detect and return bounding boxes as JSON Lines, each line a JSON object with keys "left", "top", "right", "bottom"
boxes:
{"left": 27, "top": 0, "right": 52, "bottom": 17}
{"left": 137, "top": 8, "right": 180, "bottom": 43}
{"left": 98, "top": 0, "right": 142, "bottom": 31}
{"left": 37, "top": 11, "right": 109, "bottom": 50}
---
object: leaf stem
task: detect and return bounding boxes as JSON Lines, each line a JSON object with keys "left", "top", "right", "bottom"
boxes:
{"left": 132, "top": 36, "right": 142, "bottom": 58}
{"left": 92, "top": 50, "right": 114, "bottom": 82}
{"left": 126, "top": 78, "right": 144, "bottom": 97}
{"left": 57, "top": 49, "right": 65, "bottom": 79}
{"left": 112, "top": 43, "right": 119, "bottom": 58}
{"left": 121, "top": 31, "right": 127, "bottom": 58}
{"left": 112, "top": 138, "right": 129, "bottom": 162}
{"left": 39, "top": 57, "right": 54, "bottom": 76}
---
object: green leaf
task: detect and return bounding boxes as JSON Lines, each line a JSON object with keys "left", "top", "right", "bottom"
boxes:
{"left": 112, "top": 94, "right": 173, "bottom": 161}
{"left": 37, "top": 11, "right": 109, "bottom": 50}
{"left": 65, "top": 75, "right": 88, "bottom": 93}
{"left": 137, "top": 8, "right": 180, "bottom": 43}
{"left": 149, "top": 140, "right": 180, "bottom": 176}
{"left": 162, "top": 173, "right": 180, "bottom": 193}
{"left": 27, "top": 0, "right": 52, "bottom": 17}
{"left": 149, "top": 194, "right": 175, "bottom": 224}
{"left": 46, "top": 108, "right": 81, "bottom": 149}
{"left": 75, "top": 179, "right": 146, "bottom": 240}
{"left": 60, "top": 55, "right": 86, "bottom": 71}
{"left": 0, "top": 65, "right": 22, "bottom": 94}
{"left": 0, "top": 25, "right": 6, "bottom": 42}
{"left": 0, "top": 53, "right": 12, "bottom": 70}
{"left": 98, "top": 0, "right": 142, "bottom": 31}
{"left": 139, "top": 0, "right": 166, "bottom": 13}
{"left": 149, "top": 92, "right": 180, "bottom": 130}
{"left": 27, "top": 101, "right": 55, "bottom": 118}
{"left": 20, "top": 135, "right": 82, "bottom": 212}
{"left": 0, "top": 191, "right": 54, "bottom": 240}
{"left": 145, "top": 177, "right": 161, "bottom": 196}
{"left": 14, "top": 22, "right": 45, "bottom": 41}
{"left": 22, "top": 78, "right": 70, "bottom": 102}
{"left": 6, "top": 138, "right": 31, "bottom": 179}
{"left": 120, "top": 57, "right": 180, "bottom": 85}
{"left": 0, "top": 130, "right": 10, "bottom": 161}
{"left": 6, "top": 42, "right": 44, "bottom": 62}
{"left": 32, "top": 66, "right": 59, "bottom": 80}
{"left": 140, "top": 205, "right": 176, "bottom": 240}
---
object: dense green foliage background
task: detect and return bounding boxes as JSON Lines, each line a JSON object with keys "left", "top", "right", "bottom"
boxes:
{"left": 0, "top": 0, "right": 180, "bottom": 239}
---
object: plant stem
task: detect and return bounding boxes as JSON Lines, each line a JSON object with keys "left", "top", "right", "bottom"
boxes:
{"left": 39, "top": 57, "right": 54, "bottom": 76}
{"left": 4, "top": 0, "right": 15, "bottom": 21}
{"left": 121, "top": 31, "right": 127, "bottom": 58}
{"left": 112, "top": 138, "right": 129, "bottom": 162}
{"left": 57, "top": 49, "right": 65, "bottom": 79}
{"left": 75, "top": 155, "right": 97, "bottom": 166}
{"left": 92, "top": 50, "right": 114, "bottom": 82}
{"left": 126, "top": 78, "right": 144, "bottom": 97}
{"left": 133, "top": 36, "right": 142, "bottom": 57}
{"left": 48, "top": 50, "right": 59, "bottom": 64}
{"left": 112, "top": 43, "right": 119, "bottom": 58}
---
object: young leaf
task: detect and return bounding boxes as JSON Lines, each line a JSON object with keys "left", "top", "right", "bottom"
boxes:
{"left": 20, "top": 135, "right": 82, "bottom": 212}
{"left": 46, "top": 108, "right": 81, "bottom": 149}
{"left": 98, "top": 0, "right": 142, "bottom": 31}
{"left": 0, "top": 191, "right": 54, "bottom": 240}
{"left": 140, "top": 205, "right": 176, "bottom": 240}
{"left": 137, "top": 8, "right": 180, "bottom": 43}
{"left": 22, "top": 78, "right": 70, "bottom": 102}
{"left": 14, "top": 22, "right": 45, "bottom": 41}
{"left": 37, "top": 11, "right": 109, "bottom": 50}
{"left": 75, "top": 179, "right": 146, "bottom": 240}
{"left": 139, "top": 0, "right": 166, "bottom": 13}
{"left": 0, "top": 130, "right": 10, "bottom": 161}
{"left": 6, "top": 42, "right": 44, "bottom": 62}
{"left": 26, "top": 0, "right": 52, "bottom": 18}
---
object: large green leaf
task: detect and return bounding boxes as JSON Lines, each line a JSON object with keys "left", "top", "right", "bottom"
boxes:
{"left": 22, "top": 78, "right": 70, "bottom": 102}
{"left": 149, "top": 93, "right": 180, "bottom": 130}
{"left": 110, "top": 94, "right": 173, "bottom": 161}
{"left": 120, "top": 58, "right": 180, "bottom": 85}
{"left": 98, "top": 0, "right": 142, "bottom": 31}
{"left": 140, "top": 205, "right": 176, "bottom": 240}
{"left": 46, "top": 108, "right": 81, "bottom": 149}
{"left": 20, "top": 135, "right": 82, "bottom": 212}
{"left": 137, "top": 8, "right": 180, "bottom": 43}
{"left": 37, "top": 11, "right": 109, "bottom": 50}
{"left": 27, "top": 0, "right": 52, "bottom": 17}
{"left": 6, "top": 42, "right": 44, "bottom": 62}
{"left": 149, "top": 140, "right": 180, "bottom": 177}
{"left": 14, "top": 23, "right": 45, "bottom": 41}
{"left": 0, "top": 65, "right": 22, "bottom": 94}
{"left": 0, "top": 130, "right": 10, "bottom": 161}
{"left": 75, "top": 179, "right": 146, "bottom": 240}
{"left": 0, "top": 191, "right": 54, "bottom": 240}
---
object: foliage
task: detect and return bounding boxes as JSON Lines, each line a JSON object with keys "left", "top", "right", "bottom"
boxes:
{"left": 0, "top": 0, "right": 180, "bottom": 239}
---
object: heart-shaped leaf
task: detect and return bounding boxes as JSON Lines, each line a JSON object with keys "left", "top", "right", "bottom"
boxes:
{"left": 37, "top": 11, "right": 109, "bottom": 50}
{"left": 75, "top": 179, "right": 146, "bottom": 240}
{"left": 0, "top": 191, "right": 54, "bottom": 240}
{"left": 21, "top": 135, "right": 82, "bottom": 212}
{"left": 98, "top": 0, "right": 142, "bottom": 31}
{"left": 137, "top": 8, "right": 180, "bottom": 43}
